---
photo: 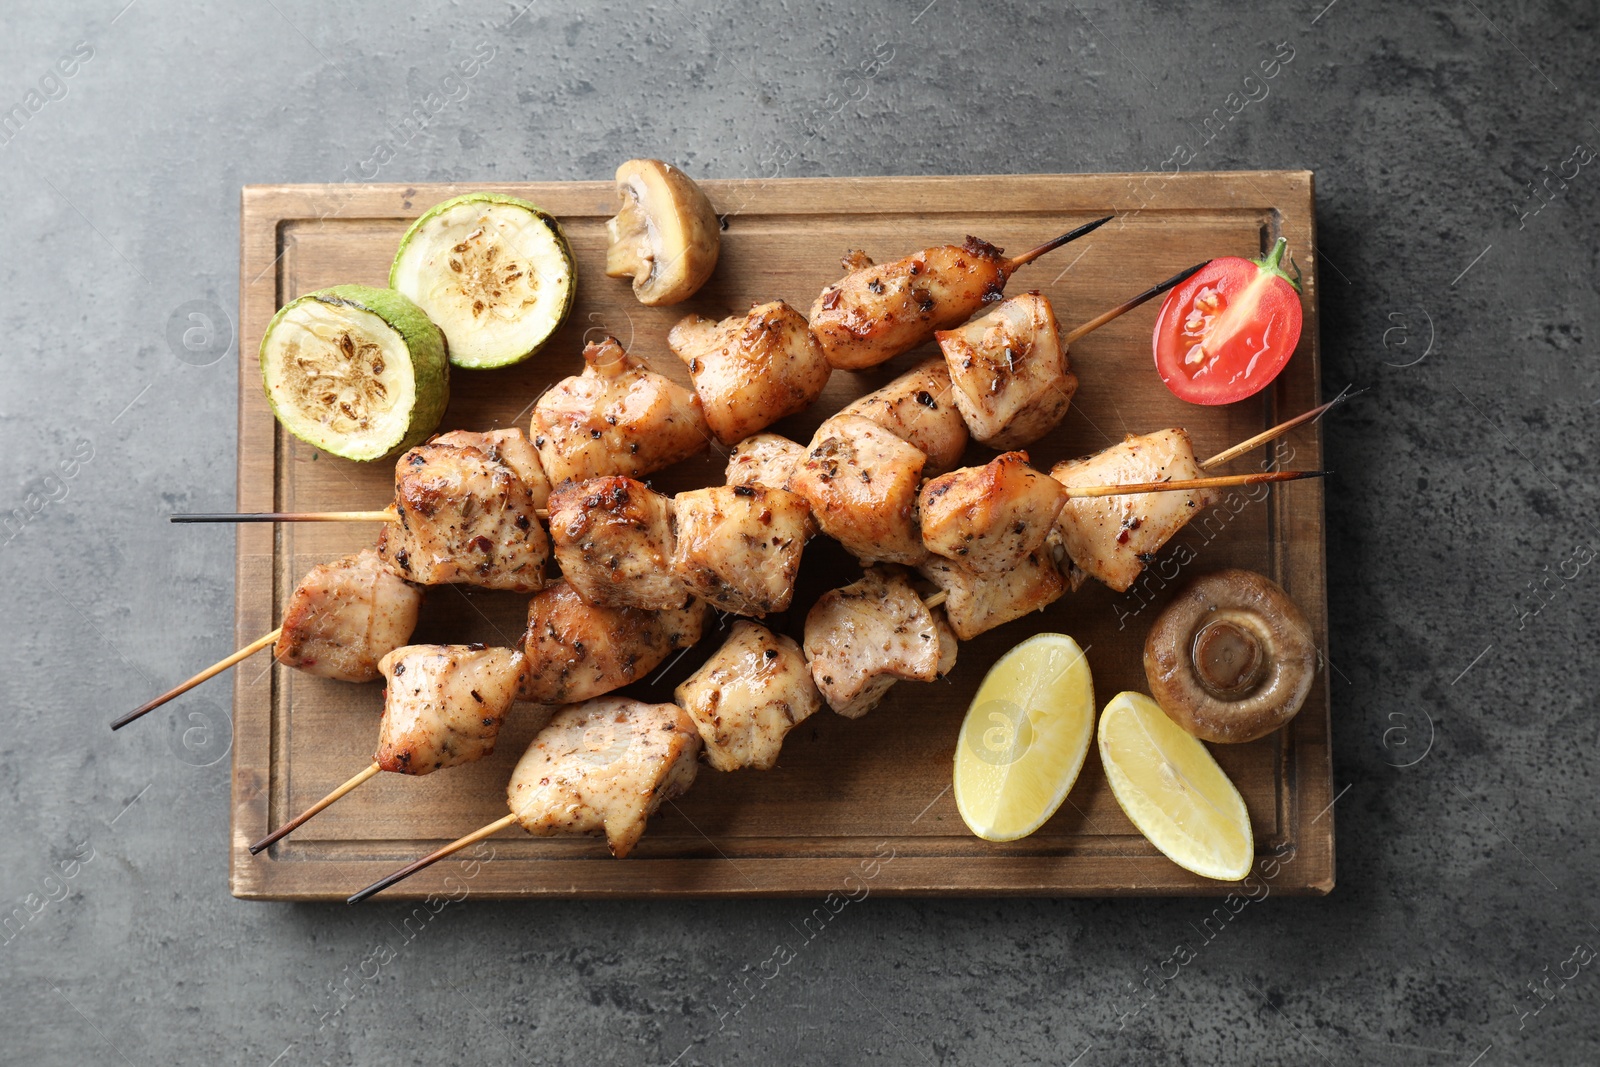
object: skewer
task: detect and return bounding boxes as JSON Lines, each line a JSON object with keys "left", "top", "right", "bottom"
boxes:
{"left": 1062, "top": 262, "right": 1206, "bottom": 346}
{"left": 249, "top": 762, "right": 381, "bottom": 854}
{"left": 172, "top": 511, "right": 394, "bottom": 523}
{"left": 187, "top": 472, "right": 1317, "bottom": 528}
{"left": 1199, "top": 386, "right": 1356, "bottom": 470}
{"left": 1001, "top": 215, "right": 1114, "bottom": 272}
{"left": 172, "top": 509, "right": 550, "bottom": 524}
{"left": 111, "top": 626, "right": 282, "bottom": 730}
{"left": 348, "top": 813, "right": 518, "bottom": 903}
{"left": 1059, "top": 469, "right": 1323, "bottom": 499}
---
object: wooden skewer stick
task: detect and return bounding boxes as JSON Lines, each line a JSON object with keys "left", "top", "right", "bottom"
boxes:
{"left": 250, "top": 763, "right": 381, "bottom": 854}
{"left": 1002, "top": 215, "right": 1114, "bottom": 272}
{"left": 1200, "top": 387, "right": 1355, "bottom": 470}
{"left": 1063, "top": 261, "right": 1206, "bottom": 346}
{"left": 1061, "top": 469, "right": 1324, "bottom": 499}
{"left": 172, "top": 508, "right": 551, "bottom": 524}
{"left": 348, "top": 812, "right": 519, "bottom": 904}
{"left": 111, "top": 626, "right": 282, "bottom": 731}
{"left": 172, "top": 511, "right": 395, "bottom": 523}
{"left": 923, "top": 590, "right": 948, "bottom": 609}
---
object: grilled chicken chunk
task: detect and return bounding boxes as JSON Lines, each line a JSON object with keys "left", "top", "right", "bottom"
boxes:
{"left": 1050, "top": 429, "right": 1218, "bottom": 592}
{"left": 918, "top": 451, "right": 1068, "bottom": 576}
{"left": 506, "top": 697, "right": 701, "bottom": 858}
{"left": 670, "top": 485, "right": 812, "bottom": 617}
{"left": 918, "top": 549, "right": 1067, "bottom": 641}
{"left": 519, "top": 581, "right": 709, "bottom": 704}
{"left": 669, "top": 301, "right": 831, "bottom": 445}
{"left": 789, "top": 414, "right": 929, "bottom": 566}
{"left": 529, "top": 335, "right": 709, "bottom": 486}
{"left": 374, "top": 644, "right": 525, "bottom": 774}
{"left": 377, "top": 438, "right": 551, "bottom": 593}
{"left": 430, "top": 427, "right": 553, "bottom": 508}
{"left": 274, "top": 548, "right": 424, "bottom": 682}
{"left": 803, "top": 567, "right": 954, "bottom": 718}
{"left": 937, "top": 292, "right": 1078, "bottom": 449}
{"left": 809, "top": 238, "right": 1012, "bottom": 370}
{"left": 547, "top": 476, "right": 686, "bottom": 610}
{"left": 675, "top": 621, "right": 822, "bottom": 771}
{"left": 837, "top": 357, "right": 969, "bottom": 474}
{"left": 725, "top": 432, "right": 806, "bottom": 490}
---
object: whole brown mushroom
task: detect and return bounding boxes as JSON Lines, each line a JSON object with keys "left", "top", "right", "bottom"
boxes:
{"left": 604, "top": 159, "right": 721, "bottom": 305}
{"left": 1142, "top": 569, "right": 1316, "bottom": 744}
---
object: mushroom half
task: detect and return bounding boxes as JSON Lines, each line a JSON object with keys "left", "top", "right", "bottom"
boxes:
{"left": 604, "top": 158, "right": 721, "bottom": 305}
{"left": 1142, "top": 569, "right": 1316, "bottom": 744}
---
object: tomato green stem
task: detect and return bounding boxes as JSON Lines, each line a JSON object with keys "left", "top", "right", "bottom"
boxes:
{"left": 1254, "top": 237, "right": 1302, "bottom": 293}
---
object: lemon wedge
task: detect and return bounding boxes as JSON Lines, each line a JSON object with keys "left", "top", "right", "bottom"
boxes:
{"left": 1098, "top": 691, "right": 1254, "bottom": 881}
{"left": 953, "top": 633, "right": 1095, "bottom": 841}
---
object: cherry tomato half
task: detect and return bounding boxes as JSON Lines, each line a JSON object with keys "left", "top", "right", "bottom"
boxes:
{"left": 1152, "top": 238, "right": 1303, "bottom": 405}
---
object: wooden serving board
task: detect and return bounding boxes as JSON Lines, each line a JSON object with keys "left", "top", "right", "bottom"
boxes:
{"left": 232, "top": 172, "right": 1332, "bottom": 900}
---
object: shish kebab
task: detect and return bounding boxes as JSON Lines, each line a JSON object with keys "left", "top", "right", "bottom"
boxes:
{"left": 130, "top": 249, "right": 1305, "bottom": 727}
{"left": 348, "top": 409, "right": 1333, "bottom": 874}
{"left": 192, "top": 252, "right": 1202, "bottom": 531}
{"left": 277, "top": 408, "right": 1325, "bottom": 860}
{"left": 253, "top": 478, "right": 959, "bottom": 852}
{"left": 349, "top": 569, "right": 964, "bottom": 901}
{"left": 126, "top": 394, "right": 1322, "bottom": 732}
{"left": 349, "top": 411, "right": 1322, "bottom": 903}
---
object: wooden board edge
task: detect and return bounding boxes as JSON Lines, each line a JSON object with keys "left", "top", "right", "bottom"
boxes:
{"left": 228, "top": 171, "right": 1334, "bottom": 900}
{"left": 230, "top": 185, "right": 283, "bottom": 898}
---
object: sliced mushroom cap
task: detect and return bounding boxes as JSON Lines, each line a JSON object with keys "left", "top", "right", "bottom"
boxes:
{"left": 604, "top": 159, "right": 721, "bottom": 306}
{"left": 1142, "top": 569, "right": 1316, "bottom": 744}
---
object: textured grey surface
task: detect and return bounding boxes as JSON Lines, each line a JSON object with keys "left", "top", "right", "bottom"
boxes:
{"left": 2, "top": 1, "right": 1596, "bottom": 1063}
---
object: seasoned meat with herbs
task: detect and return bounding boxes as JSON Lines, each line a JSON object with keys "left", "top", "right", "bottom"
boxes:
{"left": 808, "top": 239, "right": 1012, "bottom": 370}
{"left": 675, "top": 621, "right": 822, "bottom": 771}
{"left": 1050, "top": 429, "right": 1218, "bottom": 592}
{"left": 937, "top": 292, "right": 1078, "bottom": 449}
{"left": 377, "top": 437, "right": 550, "bottom": 593}
{"left": 431, "top": 426, "right": 552, "bottom": 508}
{"left": 725, "top": 432, "right": 807, "bottom": 491}
{"left": 918, "top": 451, "right": 1068, "bottom": 576}
{"left": 519, "top": 582, "right": 709, "bottom": 704}
{"left": 274, "top": 548, "right": 424, "bottom": 682}
{"left": 803, "top": 567, "right": 954, "bottom": 718}
{"left": 506, "top": 697, "right": 701, "bottom": 858}
{"left": 374, "top": 644, "right": 525, "bottom": 774}
{"left": 918, "top": 549, "right": 1067, "bottom": 641}
{"left": 669, "top": 301, "right": 830, "bottom": 445}
{"left": 788, "top": 415, "right": 929, "bottom": 566}
{"left": 837, "top": 357, "right": 969, "bottom": 474}
{"left": 547, "top": 476, "right": 687, "bottom": 610}
{"left": 529, "top": 335, "right": 708, "bottom": 485}
{"left": 669, "top": 485, "right": 812, "bottom": 617}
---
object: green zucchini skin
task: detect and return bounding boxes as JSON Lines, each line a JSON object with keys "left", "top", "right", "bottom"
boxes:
{"left": 259, "top": 284, "right": 449, "bottom": 462}
{"left": 389, "top": 192, "right": 576, "bottom": 369}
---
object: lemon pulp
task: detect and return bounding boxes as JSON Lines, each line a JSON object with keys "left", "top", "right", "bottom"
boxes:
{"left": 953, "top": 633, "right": 1095, "bottom": 842}
{"left": 1098, "top": 691, "right": 1253, "bottom": 881}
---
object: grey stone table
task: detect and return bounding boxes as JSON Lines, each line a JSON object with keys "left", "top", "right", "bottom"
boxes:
{"left": 2, "top": 2, "right": 1595, "bottom": 1063}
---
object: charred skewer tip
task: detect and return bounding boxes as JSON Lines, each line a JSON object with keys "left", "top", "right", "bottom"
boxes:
{"left": 171, "top": 511, "right": 395, "bottom": 524}
{"left": 1002, "top": 214, "right": 1115, "bottom": 272}
{"left": 348, "top": 813, "right": 518, "bottom": 904}
{"left": 1062, "top": 261, "right": 1207, "bottom": 346}
{"left": 1198, "top": 386, "right": 1359, "bottom": 470}
{"left": 111, "top": 625, "right": 283, "bottom": 730}
{"left": 249, "top": 762, "right": 381, "bottom": 854}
